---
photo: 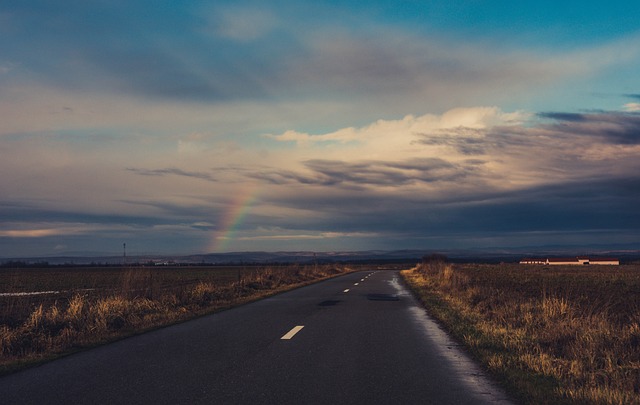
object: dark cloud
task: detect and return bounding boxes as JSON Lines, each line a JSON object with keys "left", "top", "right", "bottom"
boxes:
{"left": 303, "top": 159, "right": 419, "bottom": 187}
{"left": 90, "top": 50, "right": 223, "bottom": 101}
{"left": 442, "top": 177, "right": 640, "bottom": 236}
{"left": 625, "top": 94, "right": 640, "bottom": 100}
{"left": 248, "top": 158, "right": 482, "bottom": 188}
{"left": 537, "top": 112, "right": 587, "bottom": 122}
{"left": 418, "top": 127, "right": 488, "bottom": 155}
{"left": 80, "top": 45, "right": 279, "bottom": 102}
{"left": 117, "top": 199, "right": 218, "bottom": 221}
{"left": 119, "top": 198, "right": 277, "bottom": 233}
{"left": 270, "top": 175, "right": 640, "bottom": 237}
{"left": 248, "top": 169, "right": 336, "bottom": 186}
{"left": 1, "top": 1, "right": 280, "bottom": 102}
{"left": 3, "top": 175, "right": 639, "bottom": 256}
{"left": 417, "top": 111, "right": 640, "bottom": 161}
{"left": 538, "top": 111, "right": 640, "bottom": 145}
{"left": 0, "top": 201, "right": 160, "bottom": 227}
{"left": 127, "top": 167, "right": 216, "bottom": 182}
{"left": 5, "top": 0, "right": 614, "bottom": 112}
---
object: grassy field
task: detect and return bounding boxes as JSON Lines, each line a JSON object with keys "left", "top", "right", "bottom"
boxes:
{"left": 401, "top": 262, "right": 640, "bottom": 405}
{"left": 0, "top": 264, "right": 354, "bottom": 375}
{"left": 1, "top": 266, "right": 250, "bottom": 326}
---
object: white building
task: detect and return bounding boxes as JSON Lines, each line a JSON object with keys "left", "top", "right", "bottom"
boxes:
{"left": 520, "top": 257, "right": 620, "bottom": 265}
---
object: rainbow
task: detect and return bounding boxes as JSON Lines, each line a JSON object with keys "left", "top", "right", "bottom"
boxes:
{"left": 209, "top": 188, "right": 259, "bottom": 253}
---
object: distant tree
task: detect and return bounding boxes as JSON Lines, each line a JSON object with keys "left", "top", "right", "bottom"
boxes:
{"left": 422, "top": 253, "right": 448, "bottom": 264}
{"left": 1, "top": 260, "right": 28, "bottom": 268}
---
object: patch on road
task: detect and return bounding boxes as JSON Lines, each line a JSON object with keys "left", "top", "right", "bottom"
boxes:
{"left": 318, "top": 300, "right": 341, "bottom": 306}
{"left": 366, "top": 293, "right": 400, "bottom": 301}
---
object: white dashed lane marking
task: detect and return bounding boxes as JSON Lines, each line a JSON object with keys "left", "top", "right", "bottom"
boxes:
{"left": 343, "top": 289, "right": 350, "bottom": 293}
{"left": 281, "top": 326, "right": 304, "bottom": 340}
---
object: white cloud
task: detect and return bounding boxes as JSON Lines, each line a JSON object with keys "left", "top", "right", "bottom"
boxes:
{"left": 260, "top": 107, "right": 640, "bottom": 197}
{"left": 624, "top": 102, "right": 640, "bottom": 111}
{"left": 268, "top": 107, "right": 529, "bottom": 146}
{"left": 266, "top": 107, "right": 529, "bottom": 170}
{"left": 0, "top": 223, "right": 130, "bottom": 238}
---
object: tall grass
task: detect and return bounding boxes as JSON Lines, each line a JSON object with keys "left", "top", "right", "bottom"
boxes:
{"left": 402, "top": 263, "right": 640, "bottom": 405}
{"left": 0, "top": 264, "right": 351, "bottom": 374}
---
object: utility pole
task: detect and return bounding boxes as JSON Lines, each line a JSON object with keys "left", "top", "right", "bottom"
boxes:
{"left": 123, "top": 242, "right": 127, "bottom": 266}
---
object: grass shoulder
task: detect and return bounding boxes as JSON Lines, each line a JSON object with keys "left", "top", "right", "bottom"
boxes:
{"left": 401, "top": 263, "right": 640, "bottom": 405}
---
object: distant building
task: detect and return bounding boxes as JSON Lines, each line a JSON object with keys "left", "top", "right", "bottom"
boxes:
{"left": 519, "top": 258, "right": 546, "bottom": 264}
{"left": 547, "top": 258, "right": 582, "bottom": 265}
{"left": 585, "top": 258, "right": 620, "bottom": 265}
{"left": 519, "top": 257, "right": 619, "bottom": 265}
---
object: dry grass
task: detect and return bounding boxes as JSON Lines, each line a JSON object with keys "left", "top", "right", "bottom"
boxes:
{"left": 402, "top": 262, "right": 640, "bottom": 405}
{"left": 0, "top": 264, "right": 351, "bottom": 374}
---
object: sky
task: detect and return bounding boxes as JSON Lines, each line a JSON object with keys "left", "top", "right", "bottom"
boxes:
{"left": 1, "top": 0, "right": 640, "bottom": 257}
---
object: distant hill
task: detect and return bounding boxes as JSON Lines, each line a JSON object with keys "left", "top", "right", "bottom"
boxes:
{"left": 3, "top": 245, "right": 640, "bottom": 266}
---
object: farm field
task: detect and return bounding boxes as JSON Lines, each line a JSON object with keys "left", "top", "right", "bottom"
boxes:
{"left": 1, "top": 265, "right": 249, "bottom": 324}
{"left": 401, "top": 262, "right": 640, "bottom": 405}
{"left": 0, "top": 264, "right": 355, "bottom": 374}
{"left": 0, "top": 265, "right": 245, "bottom": 293}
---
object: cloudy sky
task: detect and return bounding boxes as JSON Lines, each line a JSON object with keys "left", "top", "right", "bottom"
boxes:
{"left": 2, "top": 0, "right": 640, "bottom": 257}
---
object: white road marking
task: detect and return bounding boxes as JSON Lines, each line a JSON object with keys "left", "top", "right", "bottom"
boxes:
{"left": 281, "top": 325, "right": 304, "bottom": 340}
{"left": 343, "top": 289, "right": 350, "bottom": 293}
{"left": 354, "top": 283, "right": 359, "bottom": 286}
{"left": 361, "top": 279, "right": 365, "bottom": 282}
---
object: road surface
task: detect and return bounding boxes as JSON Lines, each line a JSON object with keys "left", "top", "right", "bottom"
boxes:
{"left": 0, "top": 270, "right": 514, "bottom": 404}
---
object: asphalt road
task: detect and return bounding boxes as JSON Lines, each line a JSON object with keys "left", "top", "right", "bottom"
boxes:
{"left": 0, "top": 270, "right": 514, "bottom": 405}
